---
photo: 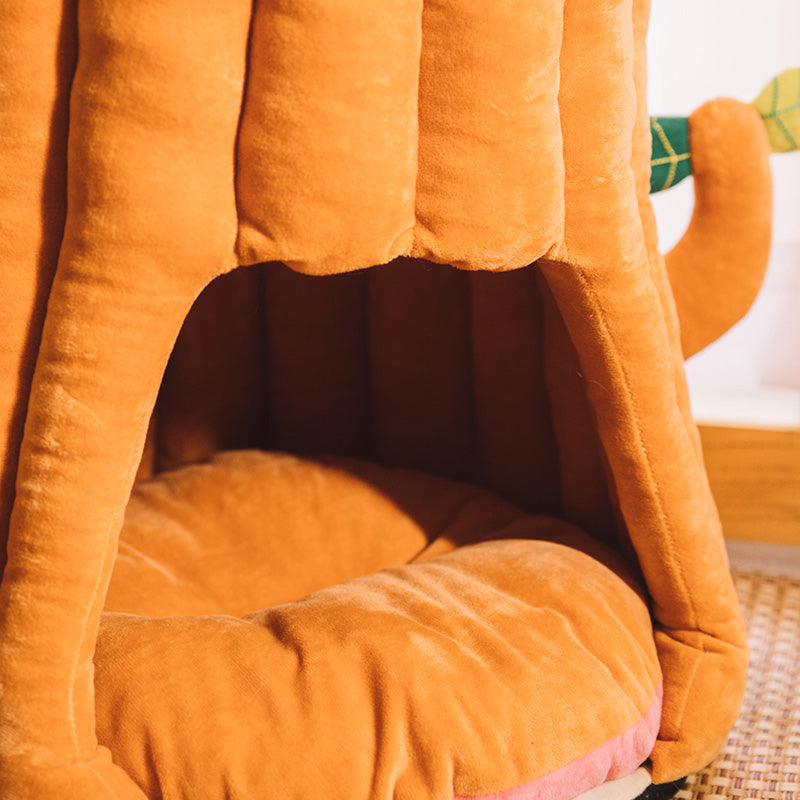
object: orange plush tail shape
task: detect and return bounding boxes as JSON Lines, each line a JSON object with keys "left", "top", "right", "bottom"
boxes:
{"left": 665, "top": 99, "right": 773, "bottom": 358}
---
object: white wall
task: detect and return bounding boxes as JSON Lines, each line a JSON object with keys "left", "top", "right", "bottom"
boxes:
{"left": 647, "top": 1, "right": 800, "bottom": 427}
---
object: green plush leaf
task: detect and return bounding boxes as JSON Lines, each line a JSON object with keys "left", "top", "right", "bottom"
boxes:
{"left": 752, "top": 67, "right": 800, "bottom": 153}
{"left": 649, "top": 116, "right": 692, "bottom": 194}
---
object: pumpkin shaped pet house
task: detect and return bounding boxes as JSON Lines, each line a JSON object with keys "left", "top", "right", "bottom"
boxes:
{"left": 0, "top": 1, "right": 777, "bottom": 798}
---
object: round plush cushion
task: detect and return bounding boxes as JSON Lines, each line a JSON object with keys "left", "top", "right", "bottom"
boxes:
{"left": 97, "top": 451, "right": 662, "bottom": 800}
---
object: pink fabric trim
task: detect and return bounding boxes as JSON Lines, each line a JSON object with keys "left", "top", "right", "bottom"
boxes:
{"left": 455, "top": 685, "right": 663, "bottom": 800}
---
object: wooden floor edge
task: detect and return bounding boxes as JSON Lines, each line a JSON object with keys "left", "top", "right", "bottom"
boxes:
{"left": 698, "top": 425, "right": 800, "bottom": 546}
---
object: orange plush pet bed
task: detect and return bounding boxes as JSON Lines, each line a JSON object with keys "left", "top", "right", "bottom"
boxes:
{"left": 0, "top": 1, "right": 776, "bottom": 798}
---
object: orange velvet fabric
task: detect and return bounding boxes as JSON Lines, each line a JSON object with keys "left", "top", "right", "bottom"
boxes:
{"left": 0, "top": 0, "right": 75, "bottom": 578}
{"left": 666, "top": 99, "right": 773, "bottom": 358}
{"left": 0, "top": 0, "right": 765, "bottom": 797}
{"left": 99, "top": 451, "right": 662, "bottom": 799}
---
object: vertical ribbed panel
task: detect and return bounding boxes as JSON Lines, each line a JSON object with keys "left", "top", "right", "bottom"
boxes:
{"left": 236, "top": 0, "right": 422, "bottom": 275}
{"left": 543, "top": 0, "right": 748, "bottom": 778}
{"left": 412, "top": 0, "right": 565, "bottom": 270}
{"left": 0, "top": 0, "right": 252, "bottom": 769}
{"left": 368, "top": 260, "right": 479, "bottom": 481}
{"left": 155, "top": 266, "right": 268, "bottom": 473}
{"left": 263, "top": 263, "right": 371, "bottom": 458}
{"left": 469, "top": 268, "right": 561, "bottom": 513}
{"left": 0, "top": 1, "right": 75, "bottom": 575}
{"left": 539, "top": 278, "right": 618, "bottom": 546}
{"left": 553, "top": 0, "right": 639, "bottom": 267}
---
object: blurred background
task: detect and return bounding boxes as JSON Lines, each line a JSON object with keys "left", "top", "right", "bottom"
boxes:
{"left": 648, "top": 1, "right": 800, "bottom": 429}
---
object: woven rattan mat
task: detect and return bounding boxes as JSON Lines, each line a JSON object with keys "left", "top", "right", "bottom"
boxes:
{"left": 675, "top": 570, "right": 800, "bottom": 800}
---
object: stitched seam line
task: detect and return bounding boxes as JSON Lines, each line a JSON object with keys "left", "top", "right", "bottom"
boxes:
{"left": 774, "top": 114, "right": 798, "bottom": 150}
{"left": 68, "top": 560, "right": 107, "bottom": 754}
{"left": 771, "top": 76, "right": 779, "bottom": 115}
{"left": 561, "top": 258, "right": 713, "bottom": 754}
{"left": 571, "top": 264, "right": 699, "bottom": 633}
{"left": 650, "top": 118, "right": 680, "bottom": 190}
{"left": 68, "top": 410, "right": 150, "bottom": 754}
{"left": 757, "top": 78, "right": 800, "bottom": 150}
{"left": 650, "top": 153, "right": 690, "bottom": 167}
{"left": 657, "top": 634, "right": 705, "bottom": 746}
{"left": 81, "top": 760, "right": 120, "bottom": 800}
{"left": 764, "top": 99, "right": 800, "bottom": 116}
